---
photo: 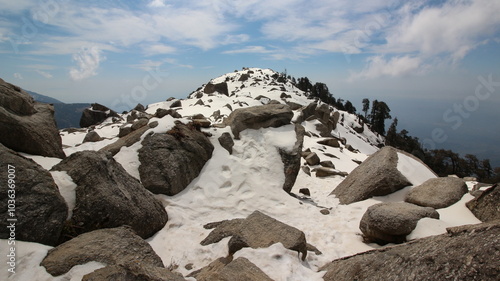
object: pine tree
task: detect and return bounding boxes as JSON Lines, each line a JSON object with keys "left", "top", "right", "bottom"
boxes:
{"left": 362, "top": 98, "right": 370, "bottom": 119}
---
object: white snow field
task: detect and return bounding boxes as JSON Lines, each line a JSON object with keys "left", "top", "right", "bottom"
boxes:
{"left": 0, "top": 68, "right": 483, "bottom": 281}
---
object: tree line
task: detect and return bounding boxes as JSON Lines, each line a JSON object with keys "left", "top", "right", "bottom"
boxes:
{"left": 287, "top": 73, "right": 499, "bottom": 183}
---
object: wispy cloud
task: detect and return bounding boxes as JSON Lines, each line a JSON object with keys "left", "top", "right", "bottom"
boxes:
{"left": 349, "top": 55, "right": 427, "bottom": 81}
{"left": 222, "top": 46, "right": 273, "bottom": 54}
{"left": 69, "top": 46, "right": 105, "bottom": 81}
{"left": 13, "top": 72, "right": 23, "bottom": 79}
{"left": 35, "top": 69, "right": 52, "bottom": 78}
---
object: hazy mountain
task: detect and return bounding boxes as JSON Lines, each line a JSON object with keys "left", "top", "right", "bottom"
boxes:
{"left": 26, "top": 90, "right": 90, "bottom": 129}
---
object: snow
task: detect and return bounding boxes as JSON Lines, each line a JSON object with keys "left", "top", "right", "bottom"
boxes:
{"left": 18, "top": 153, "right": 62, "bottom": 170}
{"left": 397, "top": 152, "right": 437, "bottom": 186}
{"left": 51, "top": 171, "right": 77, "bottom": 219}
{"left": 7, "top": 68, "right": 486, "bottom": 280}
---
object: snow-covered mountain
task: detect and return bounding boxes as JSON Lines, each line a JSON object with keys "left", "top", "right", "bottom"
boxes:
{"left": 1, "top": 68, "right": 491, "bottom": 280}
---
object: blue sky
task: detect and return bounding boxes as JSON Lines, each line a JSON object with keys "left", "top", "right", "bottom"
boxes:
{"left": 1, "top": 0, "right": 499, "bottom": 165}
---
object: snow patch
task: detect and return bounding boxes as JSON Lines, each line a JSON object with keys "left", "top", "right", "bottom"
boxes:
{"left": 397, "top": 152, "right": 436, "bottom": 186}
{"left": 51, "top": 171, "right": 77, "bottom": 219}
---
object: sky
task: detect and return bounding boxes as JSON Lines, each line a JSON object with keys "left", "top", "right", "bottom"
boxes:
{"left": 0, "top": 0, "right": 499, "bottom": 166}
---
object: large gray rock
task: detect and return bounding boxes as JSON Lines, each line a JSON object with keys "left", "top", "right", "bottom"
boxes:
{"left": 189, "top": 257, "right": 272, "bottom": 281}
{"left": 41, "top": 226, "right": 164, "bottom": 276}
{"left": 52, "top": 151, "right": 168, "bottom": 239}
{"left": 138, "top": 122, "right": 214, "bottom": 195}
{"left": 322, "top": 221, "right": 500, "bottom": 281}
{"left": 218, "top": 132, "right": 234, "bottom": 154}
{"left": 0, "top": 79, "right": 65, "bottom": 158}
{"left": 279, "top": 124, "right": 305, "bottom": 193}
{"left": 224, "top": 104, "right": 293, "bottom": 139}
{"left": 466, "top": 184, "right": 500, "bottom": 222}
{"left": 0, "top": 78, "right": 36, "bottom": 115}
{"left": 330, "top": 146, "right": 413, "bottom": 204}
{"left": 204, "top": 82, "right": 229, "bottom": 96}
{"left": 0, "top": 144, "right": 67, "bottom": 246}
{"left": 80, "top": 103, "right": 120, "bottom": 128}
{"left": 405, "top": 177, "right": 468, "bottom": 208}
{"left": 82, "top": 130, "right": 102, "bottom": 143}
{"left": 201, "top": 210, "right": 308, "bottom": 260}
{"left": 83, "top": 262, "right": 186, "bottom": 281}
{"left": 359, "top": 202, "right": 440, "bottom": 244}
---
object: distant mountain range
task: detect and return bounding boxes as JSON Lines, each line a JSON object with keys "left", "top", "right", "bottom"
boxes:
{"left": 26, "top": 90, "right": 90, "bottom": 129}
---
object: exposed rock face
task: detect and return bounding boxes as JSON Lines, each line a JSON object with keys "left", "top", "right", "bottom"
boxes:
{"left": 466, "top": 184, "right": 500, "bottom": 222}
{"left": 322, "top": 221, "right": 500, "bottom": 281}
{"left": 359, "top": 202, "right": 439, "bottom": 244}
{"left": 218, "top": 132, "right": 234, "bottom": 154}
{"left": 138, "top": 122, "right": 214, "bottom": 195}
{"left": 330, "top": 146, "right": 412, "bottom": 204}
{"left": 279, "top": 124, "right": 305, "bottom": 193}
{"left": 305, "top": 152, "right": 320, "bottom": 166}
{"left": 189, "top": 257, "right": 272, "bottom": 281}
{"left": 201, "top": 210, "right": 308, "bottom": 260}
{"left": 317, "top": 138, "right": 340, "bottom": 148}
{"left": 0, "top": 78, "right": 36, "bottom": 115}
{"left": 170, "top": 99, "right": 182, "bottom": 108}
{"left": 0, "top": 79, "right": 65, "bottom": 158}
{"left": 0, "top": 144, "right": 67, "bottom": 246}
{"left": 52, "top": 151, "right": 168, "bottom": 239}
{"left": 100, "top": 123, "right": 155, "bottom": 155}
{"left": 405, "top": 177, "right": 468, "bottom": 209}
{"left": 204, "top": 82, "right": 229, "bottom": 96}
{"left": 83, "top": 262, "right": 186, "bottom": 281}
{"left": 82, "top": 130, "right": 102, "bottom": 143}
{"left": 154, "top": 108, "right": 182, "bottom": 119}
{"left": 224, "top": 104, "right": 293, "bottom": 139}
{"left": 131, "top": 118, "right": 149, "bottom": 130}
{"left": 80, "top": 103, "right": 119, "bottom": 128}
{"left": 41, "top": 226, "right": 164, "bottom": 276}
{"left": 315, "top": 167, "right": 348, "bottom": 178}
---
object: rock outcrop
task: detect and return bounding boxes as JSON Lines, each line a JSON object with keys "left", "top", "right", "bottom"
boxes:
{"left": 80, "top": 103, "right": 119, "bottom": 128}
{"left": 201, "top": 210, "right": 308, "bottom": 260}
{"left": 83, "top": 262, "right": 186, "bottom": 281}
{"left": 41, "top": 226, "right": 165, "bottom": 276}
{"left": 189, "top": 257, "right": 272, "bottom": 281}
{"left": 52, "top": 151, "right": 168, "bottom": 239}
{"left": 466, "top": 184, "right": 500, "bottom": 222}
{"left": 224, "top": 104, "right": 293, "bottom": 139}
{"left": 359, "top": 202, "right": 440, "bottom": 244}
{"left": 0, "top": 144, "right": 67, "bottom": 246}
{"left": 218, "top": 132, "right": 234, "bottom": 154}
{"left": 330, "top": 146, "right": 412, "bottom": 204}
{"left": 138, "top": 122, "right": 214, "bottom": 195}
{"left": 204, "top": 82, "right": 229, "bottom": 96}
{"left": 279, "top": 124, "right": 305, "bottom": 193}
{"left": 322, "top": 221, "right": 500, "bottom": 281}
{"left": 0, "top": 78, "right": 65, "bottom": 158}
{"left": 405, "top": 177, "right": 468, "bottom": 208}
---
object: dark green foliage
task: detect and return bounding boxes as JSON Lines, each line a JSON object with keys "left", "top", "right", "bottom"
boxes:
{"left": 385, "top": 118, "right": 498, "bottom": 183}
{"left": 362, "top": 98, "right": 370, "bottom": 119}
{"left": 369, "top": 100, "right": 391, "bottom": 135}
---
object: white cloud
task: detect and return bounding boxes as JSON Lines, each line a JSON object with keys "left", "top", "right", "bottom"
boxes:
{"left": 349, "top": 55, "right": 426, "bottom": 81}
{"left": 13, "top": 73, "right": 23, "bottom": 79}
{"left": 35, "top": 69, "right": 52, "bottom": 78}
{"left": 142, "top": 43, "right": 177, "bottom": 56}
{"left": 383, "top": 0, "right": 500, "bottom": 59}
{"left": 69, "top": 46, "right": 105, "bottom": 81}
{"left": 222, "top": 46, "right": 272, "bottom": 54}
{"left": 148, "top": 0, "right": 167, "bottom": 8}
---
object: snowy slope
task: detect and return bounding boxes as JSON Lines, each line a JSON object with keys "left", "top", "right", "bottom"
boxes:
{"left": 1, "top": 68, "right": 483, "bottom": 281}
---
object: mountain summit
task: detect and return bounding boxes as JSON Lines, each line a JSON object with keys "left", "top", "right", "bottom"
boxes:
{"left": 0, "top": 69, "right": 496, "bottom": 280}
